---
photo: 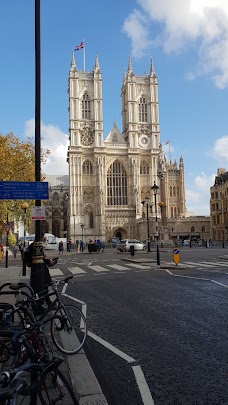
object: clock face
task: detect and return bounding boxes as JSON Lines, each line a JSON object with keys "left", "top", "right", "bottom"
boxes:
{"left": 81, "top": 132, "right": 94, "bottom": 146}
{"left": 139, "top": 135, "right": 150, "bottom": 148}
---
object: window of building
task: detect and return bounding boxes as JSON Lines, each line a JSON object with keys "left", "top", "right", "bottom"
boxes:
{"left": 191, "top": 226, "right": 195, "bottom": 233}
{"left": 107, "top": 160, "right": 128, "bottom": 206}
{"left": 170, "top": 186, "right": 172, "bottom": 197}
{"left": 173, "top": 186, "right": 176, "bottom": 197}
{"left": 140, "top": 160, "right": 149, "bottom": 175}
{"left": 82, "top": 160, "right": 93, "bottom": 175}
{"left": 89, "top": 212, "right": 94, "bottom": 228}
{"left": 82, "top": 92, "right": 91, "bottom": 120}
{"left": 138, "top": 96, "right": 148, "bottom": 122}
{"left": 202, "top": 226, "right": 205, "bottom": 232}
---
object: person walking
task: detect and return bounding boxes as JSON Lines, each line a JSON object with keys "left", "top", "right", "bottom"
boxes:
{"left": 79, "top": 240, "right": 83, "bottom": 252}
{"left": 13, "top": 244, "right": 18, "bottom": 260}
{"left": 76, "top": 239, "right": 79, "bottom": 252}
{"left": 58, "top": 241, "right": 64, "bottom": 254}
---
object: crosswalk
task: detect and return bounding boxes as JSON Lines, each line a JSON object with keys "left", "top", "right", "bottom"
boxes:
{"left": 48, "top": 259, "right": 228, "bottom": 277}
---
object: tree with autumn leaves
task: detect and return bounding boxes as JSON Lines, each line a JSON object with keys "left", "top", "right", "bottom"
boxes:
{"left": 0, "top": 132, "right": 50, "bottom": 241}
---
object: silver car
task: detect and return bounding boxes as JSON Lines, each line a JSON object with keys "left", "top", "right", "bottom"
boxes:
{"left": 117, "top": 239, "right": 146, "bottom": 252}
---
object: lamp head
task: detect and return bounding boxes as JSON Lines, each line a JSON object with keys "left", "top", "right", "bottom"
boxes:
{"left": 151, "top": 182, "right": 159, "bottom": 195}
{"left": 21, "top": 202, "right": 29, "bottom": 210}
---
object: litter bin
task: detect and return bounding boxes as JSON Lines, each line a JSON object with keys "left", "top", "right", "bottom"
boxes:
{"left": 130, "top": 245, "right": 135, "bottom": 257}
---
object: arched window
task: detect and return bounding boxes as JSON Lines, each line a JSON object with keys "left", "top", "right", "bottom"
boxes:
{"left": 107, "top": 160, "right": 128, "bottom": 206}
{"left": 82, "top": 92, "right": 91, "bottom": 119}
{"left": 82, "top": 160, "right": 93, "bottom": 175}
{"left": 173, "top": 186, "right": 176, "bottom": 197}
{"left": 171, "top": 207, "right": 173, "bottom": 217}
{"left": 138, "top": 96, "right": 148, "bottom": 122}
{"left": 89, "top": 212, "right": 94, "bottom": 228}
{"left": 170, "top": 186, "right": 172, "bottom": 197}
{"left": 191, "top": 226, "right": 195, "bottom": 233}
{"left": 202, "top": 226, "right": 205, "bottom": 232}
{"left": 140, "top": 160, "right": 149, "bottom": 175}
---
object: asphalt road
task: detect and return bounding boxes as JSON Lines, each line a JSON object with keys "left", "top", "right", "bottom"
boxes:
{"left": 4, "top": 247, "right": 228, "bottom": 404}
{"left": 55, "top": 248, "right": 228, "bottom": 405}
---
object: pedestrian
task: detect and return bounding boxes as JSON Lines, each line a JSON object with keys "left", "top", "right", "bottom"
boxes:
{"left": 69, "top": 239, "right": 72, "bottom": 252}
{"left": 59, "top": 241, "right": 64, "bottom": 254}
{"left": 76, "top": 239, "right": 79, "bottom": 252}
{"left": 79, "top": 240, "right": 83, "bottom": 252}
{"left": 13, "top": 244, "right": 18, "bottom": 260}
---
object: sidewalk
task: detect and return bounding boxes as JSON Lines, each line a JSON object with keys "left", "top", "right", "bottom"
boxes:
{"left": 0, "top": 250, "right": 108, "bottom": 405}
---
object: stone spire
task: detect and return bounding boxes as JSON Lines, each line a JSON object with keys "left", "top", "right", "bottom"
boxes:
{"left": 150, "top": 57, "right": 155, "bottom": 76}
{"left": 94, "top": 54, "right": 100, "bottom": 72}
{"left": 70, "top": 50, "right": 77, "bottom": 71}
{"left": 127, "top": 56, "right": 133, "bottom": 75}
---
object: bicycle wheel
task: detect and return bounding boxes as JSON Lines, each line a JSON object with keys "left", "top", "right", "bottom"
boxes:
{"left": 17, "top": 369, "right": 79, "bottom": 405}
{"left": 51, "top": 305, "right": 87, "bottom": 355}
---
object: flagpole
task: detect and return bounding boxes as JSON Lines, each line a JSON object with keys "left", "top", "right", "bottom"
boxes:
{"left": 83, "top": 38, "right": 85, "bottom": 71}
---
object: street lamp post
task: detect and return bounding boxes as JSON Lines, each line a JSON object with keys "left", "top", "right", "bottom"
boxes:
{"left": 141, "top": 197, "right": 151, "bottom": 252}
{"left": 80, "top": 224, "right": 84, "bottom": 253}
{"left": 5, "top": 213, "right": 9, "bottom": 269}
{"left": 21, "top": 202, "right": 29, "bottom": 276}
{"left": 151, "top": 182, "right": 160, "bottom": 265}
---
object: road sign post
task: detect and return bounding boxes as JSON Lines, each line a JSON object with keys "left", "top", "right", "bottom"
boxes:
{"left": 173, "top": 247, "right": 180, "bottom": 266}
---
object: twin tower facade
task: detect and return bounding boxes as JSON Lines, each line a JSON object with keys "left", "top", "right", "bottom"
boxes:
{"left": 67, "top": 53, "right": 185, "bottom": 242}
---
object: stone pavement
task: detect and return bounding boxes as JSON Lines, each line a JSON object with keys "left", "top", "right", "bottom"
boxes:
{"left": 0, "top": 249, "right": 109, "bottom": 405}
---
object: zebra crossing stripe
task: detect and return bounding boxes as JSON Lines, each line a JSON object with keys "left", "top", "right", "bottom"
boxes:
{"left": 88, "top": 265, "right": 110, "bottom": 272}
{"left": 49, "top": 268, "right": 64, "bottom": 276}
{"left": 185, "top": 261, "right": 215, "bottom": 268}
{"left": 107, "top": 264, "right": 131, "bottom": 270}
{"left": 203, "top": 261, "right": 228, "bottom": 267}
{"left": 68, "top": 267, "right": 86, "bottom": 274}
{"left": 125, "top": 263, "right": 151, "bottom": 269}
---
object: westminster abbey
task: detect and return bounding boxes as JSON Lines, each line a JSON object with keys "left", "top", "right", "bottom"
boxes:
{"left": 67, "top": 53, "right": 186, "bottom": 243}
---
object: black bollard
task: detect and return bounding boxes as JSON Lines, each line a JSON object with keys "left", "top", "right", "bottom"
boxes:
{"left": 156, "top": 244, "right": 160, "bottom": 265}
{"left": 30, "top": 241, "right": 46, "bottom": 305}
{"left": 130, "top": 245, "right": 135, "bottom": 257}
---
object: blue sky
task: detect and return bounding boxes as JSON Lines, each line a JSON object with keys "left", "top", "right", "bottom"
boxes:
{"left": 1, "top": 0, "right": 228, "bottom": 216}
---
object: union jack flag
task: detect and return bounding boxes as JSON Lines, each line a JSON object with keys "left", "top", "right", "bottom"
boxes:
{"left": 74, "top": 41, "right": 84, "bottom": 51}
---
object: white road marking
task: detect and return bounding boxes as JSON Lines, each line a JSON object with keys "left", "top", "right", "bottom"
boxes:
{"left": 211, "top": 280, "right": 228, "bottom": 288}
{"left": 88, "top": 331, "right": 135, "bottom": 362}
{"left": 88, "top": 265, "right": 110, "bottom": 272}
{"left": 88, "top": 331, "right": 154, "bottom": 405}
{"left": 165, "top": 269, "right": 173, "bottom": 275}
{"left": 49, "top": 268, "right": 64, "bottom": 276}
{"left": 132, "top": 365, "right": 155, "bottom": 405}
{"left": 184, "top": 261, "right": 215, "bottom": 268}
{"left": 68, "top": 266, "right": 86, "bottom": 274}
{"left": 107, "top": 264, "right": 130, "bottom": 270}
{"left": 126, "top": 263, "right": 151, "bottom": 269}
{"left": 207, "top": 261, "right": 228, "bottom": 267}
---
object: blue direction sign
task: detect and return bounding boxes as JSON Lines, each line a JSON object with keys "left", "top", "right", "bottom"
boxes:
{"left": 0, "top": 181, "right": 49, "bottom": 200}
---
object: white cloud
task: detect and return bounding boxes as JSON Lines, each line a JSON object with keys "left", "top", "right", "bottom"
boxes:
{"left": 24, "top": 119, "right": 69, "bottom": 175}
{"left": 123, "top": 0, "right": 228, "bottom": 87}
{"left": 211, "top": 135, "right": 228, "bottom": 162}
{"left": 185, "top": 172, "right": 215, "bottom": 215}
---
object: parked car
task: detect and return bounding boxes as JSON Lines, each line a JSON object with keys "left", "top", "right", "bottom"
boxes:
{"left": 117, "top": 239, "right": 146, "bottom": 252}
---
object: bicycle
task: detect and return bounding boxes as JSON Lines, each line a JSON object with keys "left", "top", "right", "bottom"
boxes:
{"left": 0, "top": 325, "right": 79, "bottom": 404}
{"left": 3, "top": 277, "right": 87, "bottom": 355}
{"left": 35, "top": 276, "right": 87, "bottom": 355}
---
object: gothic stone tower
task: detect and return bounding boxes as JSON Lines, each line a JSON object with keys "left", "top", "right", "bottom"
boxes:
{"left": 67, "top": 53, "right": 185, "bottom": 243}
